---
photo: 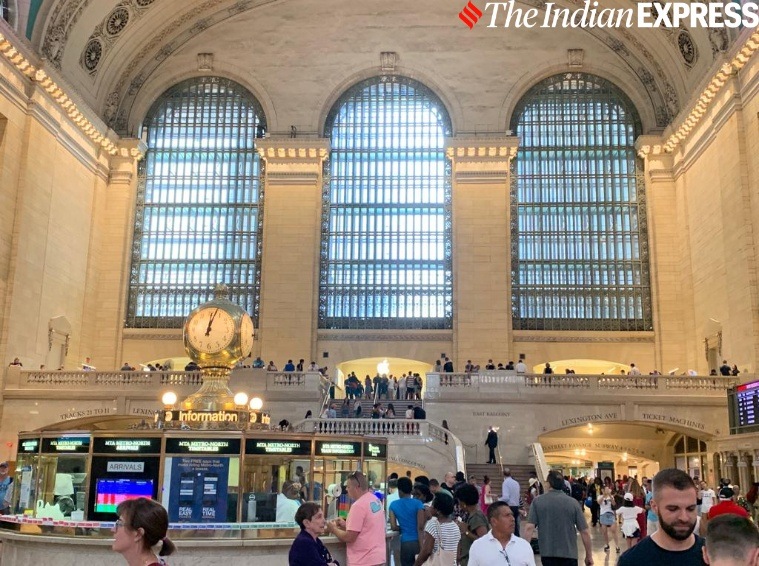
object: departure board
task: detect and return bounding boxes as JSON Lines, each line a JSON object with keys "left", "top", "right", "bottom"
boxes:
{"left": 730, "top": 379, "right": 759, "bottom": 433}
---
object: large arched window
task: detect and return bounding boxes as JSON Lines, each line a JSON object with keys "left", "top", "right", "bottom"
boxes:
{"left": 320, "top": 76, "right": 453, "bottom": 330}
{"left": 510, "top": 73, "right": 652, "bottom": 331}
{"left": 126, "top": 77, "right": 266, "bottom": 328}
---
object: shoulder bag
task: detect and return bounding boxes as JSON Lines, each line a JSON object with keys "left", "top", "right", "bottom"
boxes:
{"left": 422, "top": 519, "right": 457, "bottom": 566}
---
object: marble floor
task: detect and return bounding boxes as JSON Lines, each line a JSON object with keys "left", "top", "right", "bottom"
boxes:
{"left": 533, "top": 519, "right": 640, "bottom": 565}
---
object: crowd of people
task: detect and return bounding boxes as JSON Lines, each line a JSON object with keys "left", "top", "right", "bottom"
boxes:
{"left": 281, "top": 467, "right": 759, "bottom": 566}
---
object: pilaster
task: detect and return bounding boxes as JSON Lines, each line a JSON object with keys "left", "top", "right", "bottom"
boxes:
{"left": 256, "top": 138, "right": 329, "bottom": 366}
{"left": 637, "top": 136, "right": 692, "bottom": 374}
{"left": 88, "top": 138, "right": 146, "bottom": 371}
{"left": 445, "top": 136, "right": 518, "bottom": 367}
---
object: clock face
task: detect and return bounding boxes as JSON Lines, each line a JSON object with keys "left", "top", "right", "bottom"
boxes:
{"left": 186, "top": 307, "right": 236, "bottom": 354}
{"left": 240, "top": 313, "right": 254, "bottom": 358}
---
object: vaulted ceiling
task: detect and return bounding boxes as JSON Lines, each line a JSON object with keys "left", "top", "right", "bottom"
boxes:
{"left": 16, "top": 0, "right": 738, "bottom": 136}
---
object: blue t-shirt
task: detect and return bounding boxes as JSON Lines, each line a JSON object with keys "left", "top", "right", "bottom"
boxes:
{"left": 645, "top": 491, "right": 657, "bottom": 521}
{"left": 389, "top": 496, "right": 424, "bottom": 542}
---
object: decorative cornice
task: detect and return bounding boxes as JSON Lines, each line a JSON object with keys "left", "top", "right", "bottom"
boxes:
{"left": 515, "top": 334, "right": 655, "bottom": 343}
{"left": 658, "top": 30, "right": 759, "bottom": 154}
{"left": 445, "top": 136, "right": 519, "bottom": 165}
{"left": 122, "top": 330, "right": 182, "bottom": 340}
{"left": 0, "top": 30, "right": 120, "bottom": 156}
{"left": 256, "top": 138, "right": 330, "bottom": 164}
{"left": 317, "top": 331, "right": 452, "bottom": 342}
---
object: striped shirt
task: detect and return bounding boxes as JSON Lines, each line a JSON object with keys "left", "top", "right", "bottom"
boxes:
{"left": 425, "top": 517, "right": 461, "bottom": 553}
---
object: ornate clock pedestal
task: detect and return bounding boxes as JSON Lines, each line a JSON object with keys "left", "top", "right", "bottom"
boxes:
{"left": 182, "top": 367, "right": 235, "bottom": 411}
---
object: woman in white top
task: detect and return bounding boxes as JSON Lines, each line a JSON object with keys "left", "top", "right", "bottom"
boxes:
{"left": 598, "top": 487, "right": 620, "bottom": 553}
{"left": 414, "top": 492, "right": 461, "bottom": 566}
{"left": 616, "top": 493, "right": 644, "bottom": 549}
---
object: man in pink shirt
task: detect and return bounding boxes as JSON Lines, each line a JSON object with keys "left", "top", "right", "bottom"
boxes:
{"left": 327, "top": 471, "right": 386, "bottom": 566}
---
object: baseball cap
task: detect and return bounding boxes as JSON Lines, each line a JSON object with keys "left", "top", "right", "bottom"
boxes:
{"left": 623, "top": 492, "right": 634, "bottom": 501}
{"left": 718, "top": 487, "right": 734, "bottom": 499}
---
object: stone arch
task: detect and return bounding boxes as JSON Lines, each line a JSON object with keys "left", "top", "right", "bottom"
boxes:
{"left": 318, "top": 67, "right": 464, "bottom": 137}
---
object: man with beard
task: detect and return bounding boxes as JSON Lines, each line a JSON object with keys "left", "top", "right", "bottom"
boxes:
{"left": 618, "top": 468, "right": 706, "bottom": 566}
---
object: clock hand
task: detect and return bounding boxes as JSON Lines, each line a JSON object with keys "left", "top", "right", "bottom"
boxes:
{"left": 205, "top": 309, "right": 219, "bottom": 336}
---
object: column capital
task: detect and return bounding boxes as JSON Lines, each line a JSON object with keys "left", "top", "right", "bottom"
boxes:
{"left": 108, "top": 138, "right": 146, "bottom": 186}
{"left": 445, "top": 135, "right": 519, "bottom": 184}
{"left": 256, "top": 138, "right": 330, "bottom": 185}
{"left": 256, "top": 137, "right": 330, "bottom": 164}
{"left": 636, "top": 134, "right": 674, "bottom": 180}
{"left": 445, "top": 135, "right": 519, "bottom": 163}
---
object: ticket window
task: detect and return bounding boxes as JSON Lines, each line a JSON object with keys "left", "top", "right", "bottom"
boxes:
{"left": 242, "top": 438, "right": 313, "bottom": 523}
{"left": 313, "top": 441, "right": 361, "bottom": 520}
{"left": 38, "top": 435, "right": 91, "bottom": 519}
{"left": 11, "top": 437, "right": 41, "bottom": 515}
{"left": 162, "top": 437, "right": 241, "bottom": 523}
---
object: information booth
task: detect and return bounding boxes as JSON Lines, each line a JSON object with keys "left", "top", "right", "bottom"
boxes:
{"left": 162, "top": 435, "right": 241, "bottom": 524}
{"left": 8, "top": 427, "right": 387, "bottom": 533}
{"left": 88, "top": 435, "right": 162, "bottom": 521}
{"left": 13, "top": 438, "right": 41, "bottom": 516}
{"left": 36, "top": 434, "right": 91, "bottom": 520}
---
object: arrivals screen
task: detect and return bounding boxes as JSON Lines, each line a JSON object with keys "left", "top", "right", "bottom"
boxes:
{"left": 730, "top": 379, "right": 759, "bottom": 433}
{"left": 95, "top": 478, "right": 154, "bottom": 513}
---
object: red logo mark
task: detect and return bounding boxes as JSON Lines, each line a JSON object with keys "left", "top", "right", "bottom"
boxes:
{"left": 459, "top": 1, "right": 483, "bottom": 28}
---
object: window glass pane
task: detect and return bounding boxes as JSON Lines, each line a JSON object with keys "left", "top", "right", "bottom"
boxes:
{"left": 126, "top": 77, "right": 266, "bottom": 328}
{"left": 510, "top": 73, "right": 652, "bottom": 331}
{"left": 320, "top": 77, "right": 453, "bottom": 329}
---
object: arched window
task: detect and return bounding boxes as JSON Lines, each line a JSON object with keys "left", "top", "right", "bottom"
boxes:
{"left": 126, "top": 77, "right": 266, "bottom": 328}
{"left": 320, "top": 77, "right": 453, "bottom": 330}
{"left": 510, "top": 73, "right": 651, "bottom": 331}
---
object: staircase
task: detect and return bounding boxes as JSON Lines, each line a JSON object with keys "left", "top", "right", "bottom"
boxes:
{"left": 345, "top": 398, "right": 424, "bottom": 417}
{"left": 466, "top": 463, "right": 538, "bottom": 497}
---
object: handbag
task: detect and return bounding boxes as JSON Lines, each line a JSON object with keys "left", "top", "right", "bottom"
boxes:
{"left": 484, "top": 494, "right": 494, "bottom": 505}
{"left": 422, "top": 519, "right": 457, "bottom": 566}
{"left": 585, "top": 496, "right": 593, "bottom": 507}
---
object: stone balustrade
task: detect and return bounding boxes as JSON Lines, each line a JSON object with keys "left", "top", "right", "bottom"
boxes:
{"left": 293, "top": 418, "right": 466, "bottom": 472}
{"left": 4, "top": 366, "right": 324, "bottom": 395}
{"left": 4, "top": 367, "right": 741, "bottom": 400}
{"left": 429, "top": 371, "right": 740, "bottom": 395}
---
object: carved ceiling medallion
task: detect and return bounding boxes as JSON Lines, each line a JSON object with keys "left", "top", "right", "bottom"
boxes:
{"left": 677, "top": 29, "right": 697, "bottom": 67}
{"left": 106, "top": 7, "right": 130, "bottom": 36}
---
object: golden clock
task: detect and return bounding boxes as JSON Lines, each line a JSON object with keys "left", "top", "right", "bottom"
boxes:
{"left": 240, "top": 313, "right": 254, "bottom": 358}
{"left": 185, "top": 307, "right": 236, "bottom": 354}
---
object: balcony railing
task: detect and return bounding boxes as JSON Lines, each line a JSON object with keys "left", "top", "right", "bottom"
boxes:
{"left": 4, "top": 367, "right": 323, "bottom": 394}
{"left": 293, "top": 418, "right": 466, "bottom": 472}
{"left": 428, "top": 371, "right": 740, "bottom": 394}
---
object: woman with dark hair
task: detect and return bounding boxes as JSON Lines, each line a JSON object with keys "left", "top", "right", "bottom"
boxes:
{"left": 289, "top": 502, "right": 339, "bottom": 566}
{"left": 112, "top": 497, "right": 175, "bottom": 566}
{"left": 456, "top": 484, "right": 490, "bottom": 566}
{"left": 414, "top": 492, "right": 461, "bottom": 566}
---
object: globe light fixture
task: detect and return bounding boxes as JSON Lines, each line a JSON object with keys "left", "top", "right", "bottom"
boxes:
{"left": 233, "top": 392, "right": 249, "bottom": 407}
{"left": 249, "top": 397, "right": 263, "bottom": 411}
{"left": 161, "top": 391, "right": 177, "bottom": 408}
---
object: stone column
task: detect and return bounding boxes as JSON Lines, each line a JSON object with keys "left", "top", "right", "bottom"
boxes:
{"left": 88, "top": 139, "right": 146, "bottom": 371}
{"left": 737, "top": 451, "right": 752, "bottom": 493}
{"left": 445, "top": 136, "right": 518, "bottom": 366}
{"left": 722, "top": 451, "right": 737, "bottom": 484}
{"left": 753, "top": 449, "right": 759, "bottom": 485}
{"left": 636, "top": 138, "right": 694, "bottom": 373}
{"left": 255, "top": 139, "right": 329, "bottom": 365}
